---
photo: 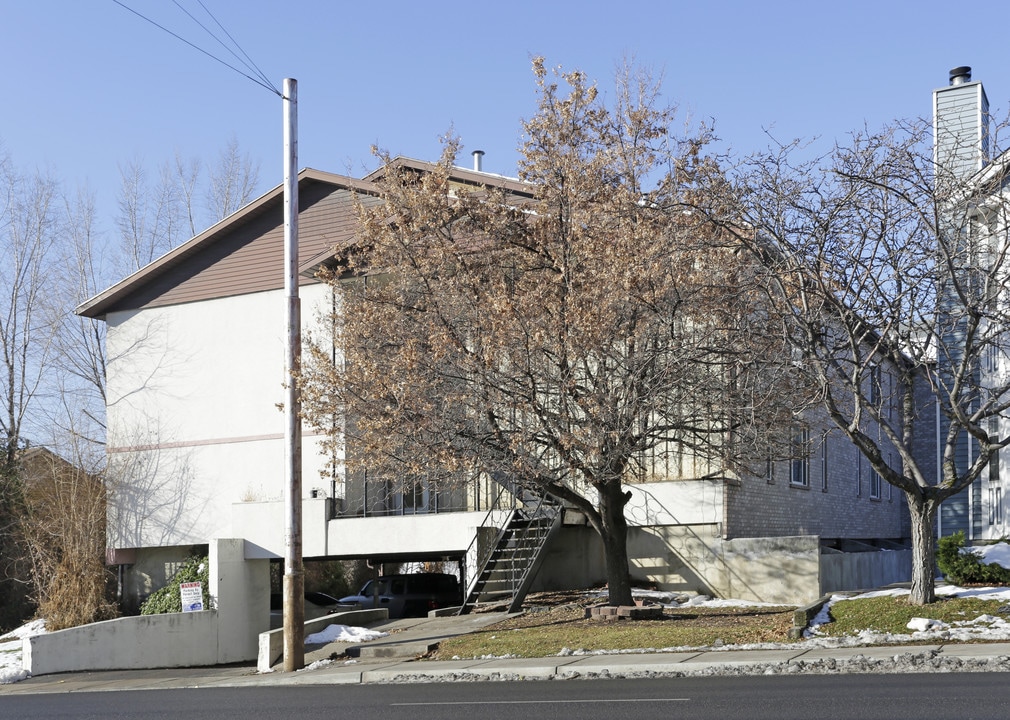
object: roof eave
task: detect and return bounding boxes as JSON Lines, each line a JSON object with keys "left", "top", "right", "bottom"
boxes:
{"left": 76, "top": 168, "right": 376, "bottom": 319}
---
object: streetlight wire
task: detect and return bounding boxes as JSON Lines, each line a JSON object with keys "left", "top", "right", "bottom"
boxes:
{"left": 112, "top": 0, "right": 282, "bottom": 97}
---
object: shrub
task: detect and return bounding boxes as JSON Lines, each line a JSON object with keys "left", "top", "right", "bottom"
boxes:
{"left": 140, "top": 556, "right": 212, "bottom": 615}
{"left": 936, "top": 531, "right": 1010, "bottom": 585}
{"left": 17, "top": 448, "right": 115, "bottom": 631}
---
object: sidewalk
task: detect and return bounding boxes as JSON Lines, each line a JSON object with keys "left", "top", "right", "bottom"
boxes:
{"left": 3, "top": 613, "right": 1010, "bottom": 695}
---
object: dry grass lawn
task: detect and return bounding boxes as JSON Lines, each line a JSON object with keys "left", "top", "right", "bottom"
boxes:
{"left": 431, "top": 591, "right": 796, "bottom": 659}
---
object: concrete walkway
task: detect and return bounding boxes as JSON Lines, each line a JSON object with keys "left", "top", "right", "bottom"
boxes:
{"left": 3, "top": 614, "right": 1010, "bottom": 695}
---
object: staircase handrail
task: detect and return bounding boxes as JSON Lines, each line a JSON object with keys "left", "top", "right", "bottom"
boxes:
{"left": 502, "top": 489, "right": 561, "bottom": 599}
{"left": 460, "top": 480, "right": 515, "bottom": 600}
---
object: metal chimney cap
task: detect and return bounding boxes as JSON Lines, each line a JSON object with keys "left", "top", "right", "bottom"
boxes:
{"left": 472, "top": 149, "right": 485, "bottom": 172}
{"left": 949, "top": 66, "right": 972, "bottom": 85}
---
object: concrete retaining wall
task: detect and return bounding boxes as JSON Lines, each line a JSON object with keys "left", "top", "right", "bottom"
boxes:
{"left": 257, "top": 608, "right": 388, "bottom": 672}
{"left": 534, "top": 525, "right": 823, "bottom": 604}
{"left": 24, "top": 610, "right": 222, "bottom": 675}
{"left": 535, "top": 526, "right": 909, "bottom": 605}
{"left": 23, "top": 538, "right": 270, "bottom": 677}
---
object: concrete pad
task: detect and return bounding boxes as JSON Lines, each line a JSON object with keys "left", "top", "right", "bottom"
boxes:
{"left": 685, "top": 649, "right": 807, "bottom": 667}
{"left": 940, "top": 643, "right": 1010, "bottom": 660}
{"left": 460, "top": 656, "right": 583, "bottom": 679}
{"left": 564, "top": 652, "right": 703, "bottom": 675}
{"left": 794, "top": 645, "right": 942, "bottom": 662}
{"left": 350, "top": 641, "right": 439, "bottom": 659}
{"left": 6, "top": 666, "right": 256, "bottom": 693}
{"left": 360, "top": 659, "right": 500, "bottom": 682}
{"left": 275, "top": 612, "right": 511, "bottom": 670}
{"left": 278, "top": 659, "right": 408, "bottom": 685}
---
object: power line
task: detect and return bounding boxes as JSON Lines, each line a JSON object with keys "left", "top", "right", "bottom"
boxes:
{"left": 171, "top": 0, "right": 275, "bottom": 91}
{"left": 194, "top": 0, "right": 275, "bottom": 91}
{"left": 112, "top": 0, "right": 281, "bottom": 97}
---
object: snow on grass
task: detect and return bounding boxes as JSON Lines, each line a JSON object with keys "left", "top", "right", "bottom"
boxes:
{"left": 804, "top": 583, "right": 1010, "bottom": 646}
{"left": 627, "top": 588, "right": 788, "bottom": 608}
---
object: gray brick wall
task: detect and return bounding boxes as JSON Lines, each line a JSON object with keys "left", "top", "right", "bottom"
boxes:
{"left": 724, "top": 428, "right": 907, "bottom": 540}
{"left": 723, "top": 366, "right": 936, "bottom": 542}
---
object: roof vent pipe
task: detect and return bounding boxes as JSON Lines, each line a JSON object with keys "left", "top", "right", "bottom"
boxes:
{"left": 949, "top": 66, "right": 972, "bottom": 85}
{"left": 472, "top": 150, "right": 485, "bottom": 172}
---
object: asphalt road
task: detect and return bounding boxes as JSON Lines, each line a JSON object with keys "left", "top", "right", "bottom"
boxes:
{"left": 1, "top": 674, "right": 1009, "bottom": 720}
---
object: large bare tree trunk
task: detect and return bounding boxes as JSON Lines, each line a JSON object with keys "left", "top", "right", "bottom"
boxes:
{"left": 599, "top": 481, "right": 633, "bottom": 606}
{"left": 906, "top": 490, "right": 939, "bottom": 605}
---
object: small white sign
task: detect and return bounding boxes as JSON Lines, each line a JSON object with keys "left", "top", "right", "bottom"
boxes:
{"left": 180, "top": 582, "right": 204, "bottom": 612}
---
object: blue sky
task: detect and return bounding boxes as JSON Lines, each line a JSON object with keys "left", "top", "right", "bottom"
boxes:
{"left": 5, "top": 0, "right": 1010, "bottom": 226}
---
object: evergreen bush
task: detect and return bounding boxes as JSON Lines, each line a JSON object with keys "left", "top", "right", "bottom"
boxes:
{"left": 139, "top": 556, "right": 212, "bottom": 615}
{"left": 936, "top": 531, "right": 1010, "bottom": 585}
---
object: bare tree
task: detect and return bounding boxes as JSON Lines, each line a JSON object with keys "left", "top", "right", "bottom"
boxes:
{"left": 301, "top": 60, "right": 794, "bottom": 606}
{"left": 173, "top": 153, "right": 201, "bottom": 239}
{"left": 50, "top": 186, "right": 108, "bottom": 451}
{"left": 116, "top": 141, "right": 260, "bottom": 275}
{"left": 0, "top": 150, "right": 61, "bottom": 628}
{"left": 732, "top": 119, "right": 1010, "bottom": 604}
{"left": 207, "top": 137, "right": 259, "bottom": 221}
{"left": 115, "top": 159, "right": 185, "bottom": 275}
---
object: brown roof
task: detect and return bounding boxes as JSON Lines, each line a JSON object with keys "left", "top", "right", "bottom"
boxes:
{"left": 363, "top": 156, "right": 530, "bottom": 195}
{"left": 76, "top": 161, "right": 533, "bottom": 320}
{"left": 76, "top": 169, "right": 377, "bottom": 319}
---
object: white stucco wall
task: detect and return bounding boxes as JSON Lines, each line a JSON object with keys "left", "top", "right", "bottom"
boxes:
{"left": 329, "top": 512, "right": 490, "bottom": 558}
{"left": 624, "top": 479, "right": 724, "bottom": 527}
{"left": 232, "top": 497, "right": 332, "bottom": 557}
{"left": 105, "top": 284, "right": 336, "bottom": 550}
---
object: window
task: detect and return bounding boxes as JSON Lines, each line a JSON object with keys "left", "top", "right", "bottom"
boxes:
{"left": 983, "top": 343, "right": 996, "bottom": 374}
{"left": 856, "top": 454, "right": 862, "bottom": 497}
{"left": 820, "top": 432, "right": 829, "bottom": 492}
{"left": 760, "top": 449, "right": 774, "bottom": 484}
{"left": 869, "top": 364, "right": 882, "bottom": 407}
{"left": 870, "top": 467, "right": 882, "bottom": 500}
{"left": 888, "top": 453, "right": 894, "bottom": 502}
{"left": 790, "top": 429, "right": 809, "bottom": 487}
{"left": 989, "top": 416, "right": 1000, "bottom": 488}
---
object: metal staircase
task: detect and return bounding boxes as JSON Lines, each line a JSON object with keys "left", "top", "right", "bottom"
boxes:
{"left": 458, "top": 492, "right": 562, "bottom": 614}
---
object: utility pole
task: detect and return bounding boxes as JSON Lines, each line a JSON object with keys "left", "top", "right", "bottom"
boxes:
{"left": 282, "top": 77, "right": 304, "bottom": 672}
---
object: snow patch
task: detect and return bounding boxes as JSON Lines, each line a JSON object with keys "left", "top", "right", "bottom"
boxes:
{"left": 907, "top": 617, "right": 947, "bottom": 632}
{"left": 966, "top": 543, "right": 1010, "bottom": 568}
{"left": 0, "top": 619, "right": 46, "bottom": 685}
{"left": 304, "top": 624, "right": 389, "bottom": 645}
